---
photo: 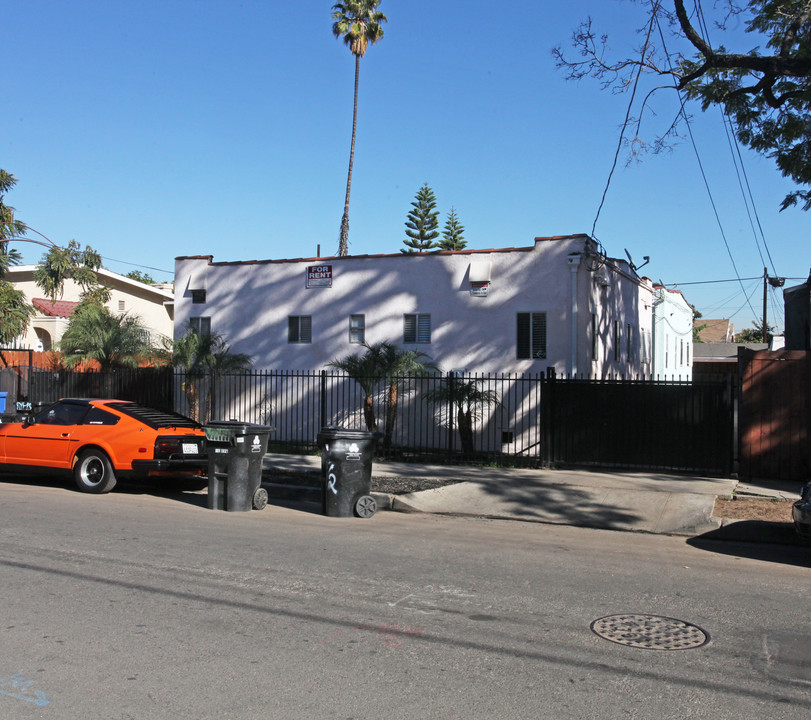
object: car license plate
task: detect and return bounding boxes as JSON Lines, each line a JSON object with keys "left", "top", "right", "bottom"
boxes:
{"left": 182, "top": 443, "right": 199, "bottom": 455}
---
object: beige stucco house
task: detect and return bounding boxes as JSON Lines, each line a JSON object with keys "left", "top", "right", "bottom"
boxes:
{"left": 6, "top": 265, "right": 174, "bottom": 351}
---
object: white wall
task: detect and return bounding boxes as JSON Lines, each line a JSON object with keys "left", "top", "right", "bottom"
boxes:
{"left": 175, "top": 235, "right": 653, "bottom": 376}
{"left": 652, "top": 286, "right": 694, "bottom": 380}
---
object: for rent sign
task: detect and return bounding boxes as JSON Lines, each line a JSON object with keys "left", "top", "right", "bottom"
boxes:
{"left": 306, "top": 264, "right": 333, "bottom": 288}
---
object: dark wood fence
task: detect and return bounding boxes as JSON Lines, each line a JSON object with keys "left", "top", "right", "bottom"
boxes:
{"left": 0, "top": 365, "right": 175, "bottom": 413}
{"left": 739, "top": 349, "right": 811, "bottom": 481}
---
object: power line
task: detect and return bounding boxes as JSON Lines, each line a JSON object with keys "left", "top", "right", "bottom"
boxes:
{"left": 100, "top": 255, "right": 173, "bottom": 276}
{"left": 652, "top": 7, "right": 759, "bottom": 321}
{"left": 669, "top": 275, "right": 805, "bottom": 287}
{"left": 591, "top": 1, "right": 662, "bottom": 236}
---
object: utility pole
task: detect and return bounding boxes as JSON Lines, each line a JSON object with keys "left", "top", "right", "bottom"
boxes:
{"left": 762, "top": 268, "right": 786, "bottom": 344}
{"left": 762, "top": 267, "right": 768, "bottom": 344}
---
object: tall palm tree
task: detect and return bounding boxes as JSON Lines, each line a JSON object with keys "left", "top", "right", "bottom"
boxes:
{"left": 58, "top": 303, "right": 152, "bottom": 370}
{"left": 171, "top": 323, "right": 252, "bottom": 423}
{"left": 332, "top": 1, "right": 387, "bottom": 256}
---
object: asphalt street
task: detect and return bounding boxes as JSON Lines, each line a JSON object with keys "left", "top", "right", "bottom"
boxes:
{"left": 0, "top": 475, "right": 809, "bottom": 719}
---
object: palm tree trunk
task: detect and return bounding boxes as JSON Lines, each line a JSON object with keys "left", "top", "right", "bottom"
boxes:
{"left": 338, "top": 54, "right": 360, "bottom": 257}
{"left": 363, "top": 394, "right": 377, "bottom": 432}
{"left": 383, "top": 381, "right": 398, "bottom": 449}
{"left": 458, "top": 406, "right": 474, "bottom": 455}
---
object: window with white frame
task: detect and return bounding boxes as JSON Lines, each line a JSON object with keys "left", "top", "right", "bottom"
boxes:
{"left": 349, "top": 314, "right": 365, "bottom": 344}
{"left": 591, "top": 313, "right": 599, "bottom": 359}
{"left": 190, "top": 316, "right": 211, "bottom": 337}
{"left": 288, "top": 315, "right": 312, "bottom": 344}
{"left": 404, "top": 314, "right": 431, "bottom": 344}
{"left": 517, "top": 312, "right": 546, "bottom": 360}
{"left": 626, "top": 323, "right": 634, "bottom": 362}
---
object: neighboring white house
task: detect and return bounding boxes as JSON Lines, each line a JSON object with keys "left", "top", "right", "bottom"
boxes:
{"left": 6, "top": 265, "right": 174, "bottom": 351}
{"left": 651, "top": 285, "right": 694, "bottom": 380}
{"left": 174, "top": 234, "right": 655, "bottom": 377}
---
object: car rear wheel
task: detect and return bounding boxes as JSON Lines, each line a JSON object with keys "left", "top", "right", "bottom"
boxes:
{"left": 74, "top": 449, "right": 117, "bottom": 494}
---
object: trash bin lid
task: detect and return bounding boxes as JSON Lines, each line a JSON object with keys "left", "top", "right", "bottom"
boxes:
{"left": 204, "top": 421, "right": 275, "bottom": 442}
{"left": 317, "top": 426, "right": 383, "bottom": 442}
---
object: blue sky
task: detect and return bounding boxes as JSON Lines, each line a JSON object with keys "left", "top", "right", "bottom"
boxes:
{"left": 4, "top": 0, "right": 807, "bottom": 334}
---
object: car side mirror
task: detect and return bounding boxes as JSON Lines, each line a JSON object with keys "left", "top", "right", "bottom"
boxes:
{"left": 21, "top": 415, "right": 35, "bottom": 428}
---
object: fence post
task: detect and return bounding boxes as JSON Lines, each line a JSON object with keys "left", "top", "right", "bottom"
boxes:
{"left": 541, "top": 370, "right": 555, "bottom": 465}
{"left": 320, "top": 370, "right": 327, "bottom": 428}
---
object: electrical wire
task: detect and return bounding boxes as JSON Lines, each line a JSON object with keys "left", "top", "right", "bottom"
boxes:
{"left": 694, "top": 0, "right": 780, "bottom": 278}
{"left": 591, "top": 1, "right": 662, "bottom": 237}
{"left": 652, "top": 6, "right": 760, "bottom": 321}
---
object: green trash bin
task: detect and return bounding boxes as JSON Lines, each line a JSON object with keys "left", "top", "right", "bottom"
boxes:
{"left": 205, "top": 422, "right": 274, "bottom": 512}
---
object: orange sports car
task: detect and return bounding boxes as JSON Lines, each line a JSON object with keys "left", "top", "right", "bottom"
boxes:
{"left": 0, "top": 398, "right": 207, "bottom": 493}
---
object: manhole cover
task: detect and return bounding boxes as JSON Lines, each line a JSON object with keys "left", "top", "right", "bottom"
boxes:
{"left": 591, "top": 614, "right": 710, "bottom": 650}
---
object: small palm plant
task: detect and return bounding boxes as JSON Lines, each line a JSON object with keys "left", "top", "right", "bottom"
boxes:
{"left": 327, "top": 347, "right": 383, "bottom": 431}
{"left": 58, "top": 303, "right": 152, "bottom": 369}
{"left": 427, "top": 376, "right": 501, "bottom": 455}
{"left": 171, "top": 323, "right": 252, "bottom": 423}
{"left": 329, "top": 341, "right": 436, "bottom": 448}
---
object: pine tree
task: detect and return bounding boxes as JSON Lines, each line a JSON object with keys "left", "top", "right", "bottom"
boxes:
{"left": 439, "top": 207, "right": 466, "bottom": 250}
{"left": 402, "top": 183, "right": 440, "bottom": 253}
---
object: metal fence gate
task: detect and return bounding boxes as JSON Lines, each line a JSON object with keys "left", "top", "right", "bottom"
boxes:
{"left": 541, "top": 373, "right": 734, "bottom": 475}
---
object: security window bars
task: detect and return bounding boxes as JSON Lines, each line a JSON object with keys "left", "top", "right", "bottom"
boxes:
{"left": 517, "top": 312, "right": 547, "bottom": 359}
{"left": 288, "top": 316, "right": 312, "bottom": 344}
{"left": 404, "top": 314, "right": 431, "bottom": 344}
{"left": 349, "top": 314, "right": 365, "bottom": 344}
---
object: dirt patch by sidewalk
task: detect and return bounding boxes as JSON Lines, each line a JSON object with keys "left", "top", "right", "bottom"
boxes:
{"left": 713, "top": 497, "right": 794, "bottom": 523}
{"left": 372, "top": 476, "right": 461, "bottom": 495}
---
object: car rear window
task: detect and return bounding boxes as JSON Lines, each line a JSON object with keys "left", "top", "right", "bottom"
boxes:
{"left": 82, "top": 407, "right": 121, "bottom": 426}
{"left": 36, "top": 402, "right": 90, "bottom": 426}
{"left": 106, "top": 402, "right": 201, "bottom": 430}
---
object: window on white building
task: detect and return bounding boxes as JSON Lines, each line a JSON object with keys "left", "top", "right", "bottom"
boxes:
{"left": 349, "top": 314, "right": 365, "bottom": 344}
{"left": 517, "top": 312, "right": 546, "bottom": 359}
{"left": 591, "top": 313, "right": 598, "bottom": 360}
{"left": 404, "top": 314, "right": 431, "bottom": 344}
{"left": 626, "top": 323, "right": 634, "bottom": 362}
{"left": 288, "top": 316, "right": 312, "bottom": 344}
{"left": 190, "top": 316, "right": 211, "bottom": 337}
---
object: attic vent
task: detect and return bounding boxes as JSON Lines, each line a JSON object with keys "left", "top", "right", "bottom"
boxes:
{"left": 189, "top": 269, "right": 208, "bottom": 292}
{"left": 469, "top": 261, "right": 492, "bottom": 297}
{"left": 469, "top": 261, "right": 491, "bottom": 284}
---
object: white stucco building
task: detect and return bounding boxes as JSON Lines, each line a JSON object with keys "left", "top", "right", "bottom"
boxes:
{"left": 651, "top": 285, "right": 694, "bottom": 380}
{"left": 7, "top": 265, "right": 174, "bottom": 351}
{"left": 174, "top": 234, "right": 655, "bottom": 377}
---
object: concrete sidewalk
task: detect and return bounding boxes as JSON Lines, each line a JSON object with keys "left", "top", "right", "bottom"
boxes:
{"left": 264, "top": 453, "right": 803, "bottom": 542}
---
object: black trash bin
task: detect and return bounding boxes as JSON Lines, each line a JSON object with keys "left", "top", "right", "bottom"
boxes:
{"left": 316, "top": 427, "right": 382, "bottom": 518}
{"left": 205, "top": 422, "right": 274, "bottom": 512}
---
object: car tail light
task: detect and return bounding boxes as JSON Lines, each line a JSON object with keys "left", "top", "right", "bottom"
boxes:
{"left": 155, "top": 436, "right": 204, "bottom": 458}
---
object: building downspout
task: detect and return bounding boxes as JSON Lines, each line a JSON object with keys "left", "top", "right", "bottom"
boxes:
{"left": 568, "top": 254, "right": 582, "bottom": 376}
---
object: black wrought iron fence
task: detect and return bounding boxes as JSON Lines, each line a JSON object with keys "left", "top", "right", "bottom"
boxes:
{"left": 172, "top": 369, "right": 543, "bottom": 463}
{"left": 0, "top": 364, "right": 736, "bottom": 472}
